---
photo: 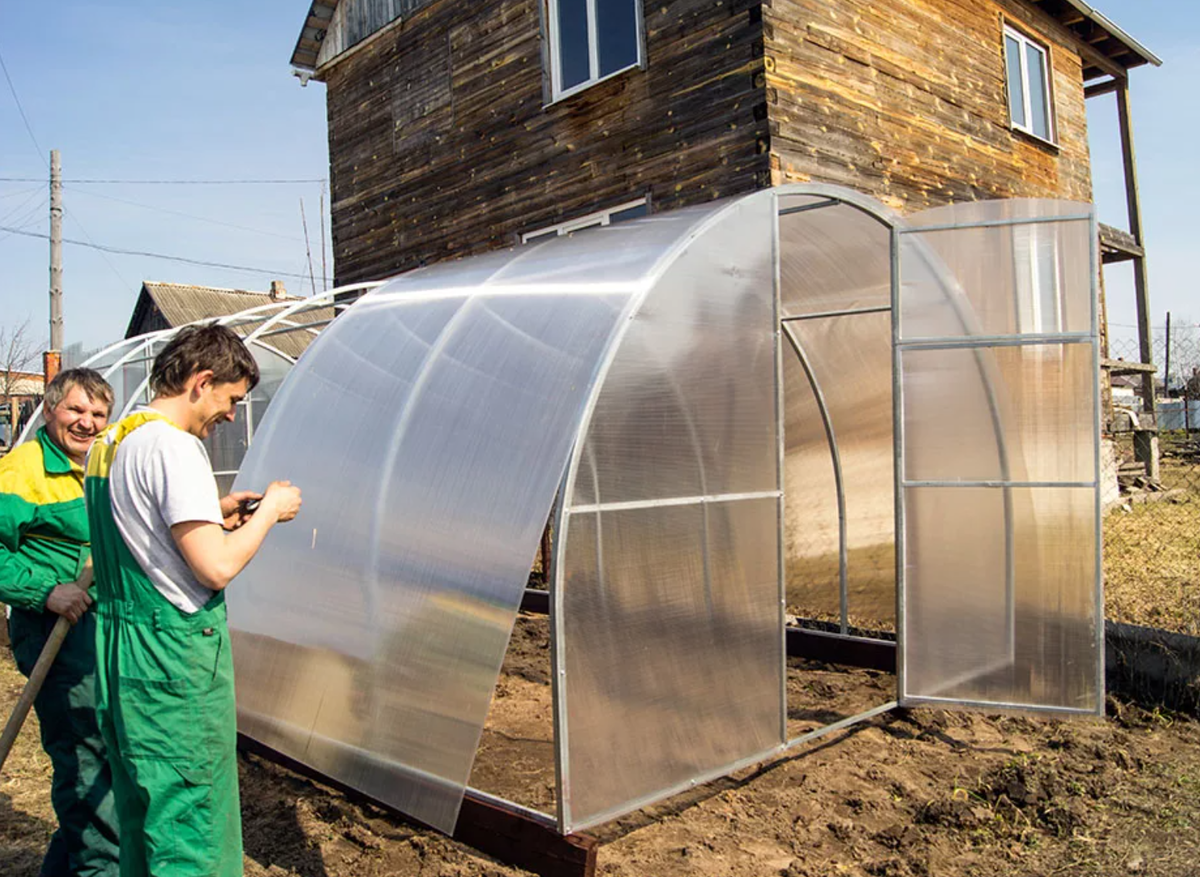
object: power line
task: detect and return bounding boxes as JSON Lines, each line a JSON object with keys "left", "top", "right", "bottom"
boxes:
{"left": 64, "top": 186, "right": 303, "bottom": 242}
{"left": 64, "top": 204, "right": 133, "bottom": 290}
{"left": 0, "top": 177, "right": 327, "bottom": 185}
{"left": 0, "top": 185, "right": 41, "bottom": 200}
{"left": 0, "top": 46, "right": 47, "bottom": 168}
{"left": 0, "top": 225, "right": 311, "bottom": 280}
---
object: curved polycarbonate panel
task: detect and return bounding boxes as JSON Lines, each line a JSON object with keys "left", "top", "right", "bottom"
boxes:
{"left": 903, "top": 200, "right": 1094, "bottom": 339}
{"left": 229, "top": 288, "right": 631, "bottom": 833}
{"left": 227, "top": 199, "right": 740, "bottom": 835}
{"left": 558, "top": 193, "right": 782, "bottom": 832}
{"left": 779, "top": 198, "right": 893, "bottom": 317}
{"left": 782, "top": 348, "right": 840, "bottom": 619}
{"left": 790, "top": 313, "right": 895, "bottom": 627}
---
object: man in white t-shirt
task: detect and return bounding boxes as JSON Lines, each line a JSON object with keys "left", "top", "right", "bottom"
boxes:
{"left": 85, "top": 323, "right": 301, "bottom": 877}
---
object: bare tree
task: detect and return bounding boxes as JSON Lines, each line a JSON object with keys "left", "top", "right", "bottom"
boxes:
{"left": 0, "top": 319, "right": 43, "bottom": 445}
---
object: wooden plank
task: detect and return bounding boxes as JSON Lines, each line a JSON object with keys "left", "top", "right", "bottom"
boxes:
{"left": 787, "top": 627, "right": 897, "bottom": 673}
{"left": 1102, "top": 358, "right": 1157, "bottom": 376}
{"left": 237, "top": 733, "right": 598, "bottom": 877}
{"left": 1116, "top": 79, "right": 1156, "bottom": 422}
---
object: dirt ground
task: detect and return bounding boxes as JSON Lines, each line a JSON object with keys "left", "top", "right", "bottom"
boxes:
{"left": 4, "top": 614, "right": 1200, "bottom": 877}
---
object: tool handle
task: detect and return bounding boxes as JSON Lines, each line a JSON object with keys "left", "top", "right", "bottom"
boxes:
{"left": 0, "top": 560, "right": 94, "bottom": 771}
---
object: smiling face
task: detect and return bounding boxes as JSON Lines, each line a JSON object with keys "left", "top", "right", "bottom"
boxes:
{"left": 192, "top": 374, "right": 249, "bottom": 440}
{"left": 44, "top": 385, "right": 111, "bottom": 465}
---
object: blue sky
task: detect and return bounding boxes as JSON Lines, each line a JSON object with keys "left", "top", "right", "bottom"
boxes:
{"left": 0, "top": 0, "right": 1194, "bottom": 355}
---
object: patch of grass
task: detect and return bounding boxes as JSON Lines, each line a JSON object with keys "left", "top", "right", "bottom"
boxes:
{"left": 1104, "top": 457, "right": 1200, "bottom": 636}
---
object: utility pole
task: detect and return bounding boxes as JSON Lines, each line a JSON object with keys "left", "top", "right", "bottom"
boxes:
{"left": 320, "top": 185, "right": 328, "bottom": 293}
{"left": 1165, "top": 311, "right": 1172, "bottom": 394}
{"left": 300, "top": 197, "right": 317, "bottom": 298}
{"left": 48, "top": 149, "right": 63, "bottom": 352}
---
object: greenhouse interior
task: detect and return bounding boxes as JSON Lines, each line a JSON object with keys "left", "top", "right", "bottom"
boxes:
{"left": 27, "top": 183, "right": 1104, "bottom": 838}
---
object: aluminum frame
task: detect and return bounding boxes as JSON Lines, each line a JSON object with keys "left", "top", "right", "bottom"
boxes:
{"left": 26, "top": 185, "right": 1104, "bottom": 839}
{"left": 896, "top": 202, "right": 1103, "bottom": 714}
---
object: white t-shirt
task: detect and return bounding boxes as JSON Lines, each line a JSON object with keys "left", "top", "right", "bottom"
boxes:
{"left": 108, "top": 412, "right": 224, "bottom": 614}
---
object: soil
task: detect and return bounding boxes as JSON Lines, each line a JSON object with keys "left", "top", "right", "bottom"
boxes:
{"left": 4, "top": 614, "right": 1200, "bottom": 877}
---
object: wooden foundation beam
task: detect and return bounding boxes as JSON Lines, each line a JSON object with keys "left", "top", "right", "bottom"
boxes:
{"left": 237, "top": 734, "right": 598, "bottom": 877}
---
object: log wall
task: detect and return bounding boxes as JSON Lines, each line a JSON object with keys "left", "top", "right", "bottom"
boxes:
{"left": 763, "top": 0, "right": 1093, "bottom": 211}
{"left": 322, "top": 0, "right": 1098, "bottom": 283}
{"left": 324, "top": 0, "right": 770, "bottom": 284}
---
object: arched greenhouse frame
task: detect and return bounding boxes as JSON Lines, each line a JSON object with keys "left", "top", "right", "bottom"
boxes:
{"left": 26, "top": 183, "right": 1103, "bottom": 838}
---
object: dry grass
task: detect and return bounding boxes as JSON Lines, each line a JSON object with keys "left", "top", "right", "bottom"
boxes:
{"left": 1105, "top": 452, "right": 1200, "bottom": 637}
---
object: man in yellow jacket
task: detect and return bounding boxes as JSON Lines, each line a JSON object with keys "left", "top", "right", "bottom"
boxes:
{"left": 0, "top": 368, "right": 118, "bottom": 876}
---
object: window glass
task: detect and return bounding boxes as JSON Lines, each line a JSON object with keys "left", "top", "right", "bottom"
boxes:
{"left": 557, "top": 0, "right": 591, "bottom": 91}
{"left": 1025, "top": 43, "right": 1050, "bottom": 140}
{"left": 1004, "top": 35, "right": 1026, "bottom": 128}
{"left": 522, "top": 198, "right": 649, "bottom": 242}
{"left": 597, "top": 0, "right": 639, "bottom": 76}
{"left": 610, "top": 202, "right": 649, "bottom": 223}
{"left": 551, "top": 0, "right": 641, "bottom": 97}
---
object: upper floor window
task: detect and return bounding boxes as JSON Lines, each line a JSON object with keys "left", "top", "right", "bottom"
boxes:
{"left": 547, "top": 0, "right": 643, "bottom": 100}
{"left": 522, "top": 197, "right": 649, "bottom": 243}
{"left": 1003, "top": 24, "right": 1055, "bottom": 143}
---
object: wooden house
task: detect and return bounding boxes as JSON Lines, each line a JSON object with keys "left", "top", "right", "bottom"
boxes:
{"left": 289, "top": 0, "right": 1161, "bottom": 426}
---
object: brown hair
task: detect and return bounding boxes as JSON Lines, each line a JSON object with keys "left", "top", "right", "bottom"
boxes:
{"left": 44, "top": 368, "right": 114, "bottom": 414}
{"left": 150, "top": 323, "right": 260, "bottom": 397}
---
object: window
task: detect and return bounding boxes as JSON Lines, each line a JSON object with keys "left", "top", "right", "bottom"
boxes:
{"left": 1003, "top": 25, "right": 1055, "bottom": 143}
{"left": 547, "top": 0, "right": 643, "bottom": 100}
{"left": 521, "top": 197, "right": 649, "bottom": 243}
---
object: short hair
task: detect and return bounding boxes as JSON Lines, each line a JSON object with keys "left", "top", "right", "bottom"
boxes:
{"left": 44, "top": 368, "right": 114, "bottom": 414}
{"left": 150, "top": 323, "right": 260, "bottom": 397}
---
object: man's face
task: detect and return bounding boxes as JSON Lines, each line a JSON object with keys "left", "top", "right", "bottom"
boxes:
{"left": 193, "top": 376, "right": 249, "bottom": 440}
{"left": 44, "top": 385, "right": 110, "bottom": 465}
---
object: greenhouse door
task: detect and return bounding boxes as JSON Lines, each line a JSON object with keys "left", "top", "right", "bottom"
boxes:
{"left": 894, "top": 201, "right": 1105, "bottom": 717}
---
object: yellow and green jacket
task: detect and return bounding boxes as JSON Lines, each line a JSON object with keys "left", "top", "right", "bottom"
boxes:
{"left": 0, "top": 427, "right": 90, "bottom": 610}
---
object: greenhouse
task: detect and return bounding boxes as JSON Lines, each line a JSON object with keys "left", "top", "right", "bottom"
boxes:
{"left": 32, "top": 183, "right": 1103, "bottom": 839}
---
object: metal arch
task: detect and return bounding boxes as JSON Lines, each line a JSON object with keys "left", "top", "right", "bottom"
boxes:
{"left": 242, "top": 282, "right": 384, "bottom": 345}
{"left": 772, "top": 183, "right": 900, "bottom": 635}
{"left": 781, "top": 322, "right": 850, "bottom": 633}
{"left": 551, "top": 194, "right": 782, "bottom": 834}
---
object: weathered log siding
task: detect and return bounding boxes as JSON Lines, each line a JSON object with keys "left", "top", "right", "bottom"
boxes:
{"left": 763, "top": 0, "right": 1093, "bottom": 211}
{"left": 325, "top": 0, "right": 769, "bottom": 284}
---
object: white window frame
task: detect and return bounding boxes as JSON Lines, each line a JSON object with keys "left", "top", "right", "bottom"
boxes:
{"left": 521, "top": 197, "right": 649, "bottom": 243}
{"left": 546, "top": 0, "right": 645, "bottom": 102}
{"left": 1003, "top": 24, "right": 1056, "bottom": 145}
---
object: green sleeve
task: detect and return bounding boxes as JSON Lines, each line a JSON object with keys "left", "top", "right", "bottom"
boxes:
{"left": 0, "top": 493, "right": 57, "bottom": 611}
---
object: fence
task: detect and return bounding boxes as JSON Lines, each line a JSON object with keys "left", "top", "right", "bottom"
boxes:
{"left": 1104, "top": 333, "right": 1200, "bottom": 637}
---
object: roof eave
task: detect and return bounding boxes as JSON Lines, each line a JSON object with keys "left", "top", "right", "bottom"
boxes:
{"left": 1040, "top": 0, "right": 1162, "bottom": 80}
{"left": 290, "top": 0, "right": 338, "bottom": 72}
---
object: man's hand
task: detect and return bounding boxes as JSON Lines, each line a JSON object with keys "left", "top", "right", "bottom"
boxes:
{"left": 220, "top": 490, "right": 263, "bottom": 530}
{"left": 44, "top": 583, "right": 93, "bottom": 625}
{"left": 261, "top": 481, "right": 302, "bottom": 523}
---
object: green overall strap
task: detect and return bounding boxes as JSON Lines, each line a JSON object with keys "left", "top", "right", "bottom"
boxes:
{"left": 84, "top": 409, "right": 242, "bottom": 877}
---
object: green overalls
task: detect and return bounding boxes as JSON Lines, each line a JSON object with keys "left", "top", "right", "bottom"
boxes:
{"left": 84, "top": 411, "right": 242, "bottom": 877}
{"left": 0, "top": 427, "right": 120, "bottom": 877}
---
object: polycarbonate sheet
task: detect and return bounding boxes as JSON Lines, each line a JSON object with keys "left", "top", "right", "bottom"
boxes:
{"left": 903, "top": 344, "right": 1096, "bottom": 484}
{"left": 791, "top": 313, "right": 895, "bottom": 626}
{"left": 779, "top": 198, "right": 892, "bottom": 317}
{"left": 568, "top": 197, "right": 778, "bottom": 507}
{"left": 559, "top": 193, "right": 781, "bottom": 831}
{"left": 902, "top": 200, "right": 1093, "bottom": 339}
{"left": 782, "top": 348, "right": 840, "bottom": 619}
{"left": 561, "top": 499, "right": 782, "bottom": 829}
{"left": 903, "top": 487, "right": 1098, "bottom": 711}
{"left": 229, "top": 286, "right": 631, "bottom": 834}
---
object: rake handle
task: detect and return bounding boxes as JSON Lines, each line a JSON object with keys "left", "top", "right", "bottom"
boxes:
{"left": 0, "top": 560, "right": 94, "bottom": 771}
